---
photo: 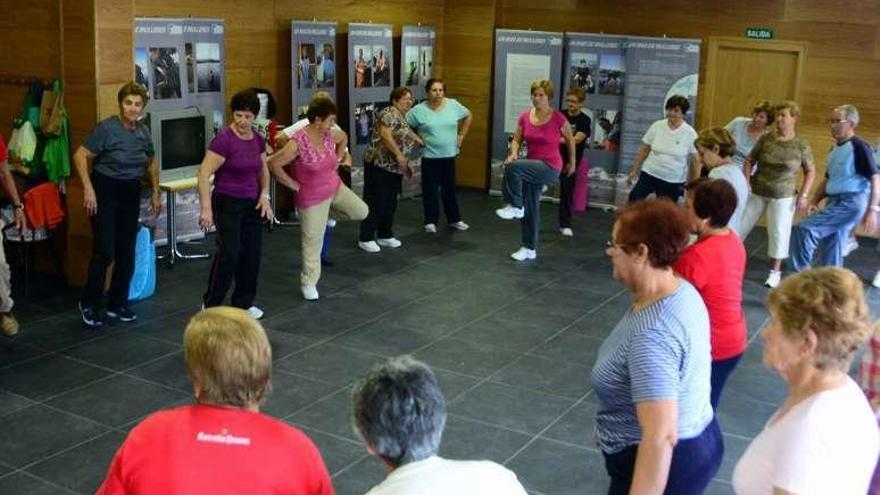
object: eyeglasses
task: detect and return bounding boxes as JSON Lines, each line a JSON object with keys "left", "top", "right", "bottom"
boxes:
{"left": 606, "top": 240, "right": 628, "bottom": 251}
{"left": 827, "top": 118, "right": 850, "bottom": 126}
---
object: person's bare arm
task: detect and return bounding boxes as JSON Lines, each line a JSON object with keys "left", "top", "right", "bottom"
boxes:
{"left": 457, "top": 111, "right": 473, "bottom": 149}
{"left": 73, "top": 146, "right": 98, "bottom": 216}
{"left": 333, "top": 129, "right": 352, "bottom": 167}
{"left": 862, "top": 174, "right": 880, "bottom": 232}
{"left": 561, "top": 122, "right": 576, "bottom": 176}
{"left": 266, "top": 140, "right": 301, "bottom": 192}
{"left": 256, "top": 153, "right": 273, "bottom": 220}
{"left": 797, "top": 164, "right": 816, "bottom": 214}
{"left": 197, "top": 150, "right": 225, "bottom": 230}
{"left": 505, "top": 124, "right": 524, "bottom": 165}
{"left": 687, "top": 154, "right": 700, "bottom": 182}
{"left": 147, "top": 155, "right": 161, "bottom": 214}
{"left": 628, "top": 144, "right": 651, "bottom": 183}
{"left": 630, "top": 400, "right": 678, "bottom": 495}
{"left": 0, "top": 162, "right": 24, "bottom": 230}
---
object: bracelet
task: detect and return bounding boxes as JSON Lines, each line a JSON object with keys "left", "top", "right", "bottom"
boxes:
{"left": 870, "top": 205, "right": 880, "bottom": 213}
{"left": 13, "top": 204, "right": 23, "bottom": 210}
{"left": 262, "top": 194, "right": 271, "bottom": 201}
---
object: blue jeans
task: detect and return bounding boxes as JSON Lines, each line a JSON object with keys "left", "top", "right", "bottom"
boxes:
{"left": 603, "top": 417, "right": 723, "bottom": 495}
{"left": 789, "top": 192, "right": 868, "bottom": 271}
{"left": 502, "top": 159, "right": 560, "bottom": 249}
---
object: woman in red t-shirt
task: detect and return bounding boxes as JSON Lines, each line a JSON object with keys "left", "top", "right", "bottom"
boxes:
{"left": 496, "top": 79, "right": 576, "bottom": 261}
{"left": 674, "top": 178, "right": 747, "bottom": 409}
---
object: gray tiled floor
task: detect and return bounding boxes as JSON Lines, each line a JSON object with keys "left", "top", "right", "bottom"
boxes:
{"left": 2, "top": 189, "right": 879, "bottom": 495}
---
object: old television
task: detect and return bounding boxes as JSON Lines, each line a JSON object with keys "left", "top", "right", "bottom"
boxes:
{"left": 149, "top": 108, "right": 214, "bottom": 182}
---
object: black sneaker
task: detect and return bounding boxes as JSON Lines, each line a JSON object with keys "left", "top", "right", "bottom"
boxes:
{"left": 78, "top": 302, "right": 105, "bottom": 328}
{"left": 107, "top": 306, "right": 138, "bottom": 322}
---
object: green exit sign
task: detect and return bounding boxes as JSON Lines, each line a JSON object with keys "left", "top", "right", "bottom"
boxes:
{"left": 746, "top": 27, "right": 773, "bottom": 39}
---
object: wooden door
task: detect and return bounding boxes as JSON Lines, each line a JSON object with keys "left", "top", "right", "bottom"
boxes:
{"left": 703, "top": 37, "right": 807, "bottom": 128}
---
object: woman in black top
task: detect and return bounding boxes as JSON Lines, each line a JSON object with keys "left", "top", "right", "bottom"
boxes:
{"left": 558, "top": 86, "right": 591, "bottom": 236}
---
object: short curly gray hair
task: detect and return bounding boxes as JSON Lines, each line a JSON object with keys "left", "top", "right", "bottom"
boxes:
{"left": 352, "top": 356, "right": 446, "bottom": 467}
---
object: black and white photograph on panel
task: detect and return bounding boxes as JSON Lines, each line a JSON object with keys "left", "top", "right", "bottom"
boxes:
{"left": 195, "top": 42, "right": 221, "bottom": 93}
{"left": 184, "top": 43, "right": 195, "bottom": 93}
{"left": 420, "top": 46, "right": 433, "bottom": 81}
{"left": 353, "top": 45, "right": 373, "bottom": 88}
{"left": 135, "top": 47, "right": 150, "bottom": 92}
{"left": 354, "top": 102, "right": 375, "bottom": 145}
{"left": 316, "top": 43, "right": 335, "bottom": 88}
{"left": 570, "top": 53, "right": 598, "bottom": 94}
{"left": 149, "top": 47, "right": 182, "bottom": 99}
{"left": 404, "top": 46, "right": 420, "bottom": 86}
{"left": 297, "top": 43, "right": 316, "bottom": 89}
{"left": 598, "top": 53, "right": 625, "bottom": 95}
{"left": 372, "top": 45, "right": 391, "bottom": 87}
{"left": 212, "top": 109, "right": 224, "bottom": 138}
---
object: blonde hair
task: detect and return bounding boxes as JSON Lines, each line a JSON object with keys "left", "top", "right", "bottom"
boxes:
{"left": 694, "top": 127, "right": 736, "bottom": 158}
{"left": 767, "top": 267, "right": 871, "bottom": 371}
{"left": 775, "top": 100, "right": 801, "bottom": 120}
{"left": 184, "top": 307, "right": 272, "bottom": 408}
{"left": 530, "top": 79, "right": 554, "bottom": 99}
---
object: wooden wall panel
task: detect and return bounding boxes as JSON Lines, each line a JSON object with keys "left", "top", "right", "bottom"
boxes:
{"left": 441, "top": 0, "right": 497, "bottom": 188}
{"left": 0, "top": 0, "right": 61, "bottom": 138}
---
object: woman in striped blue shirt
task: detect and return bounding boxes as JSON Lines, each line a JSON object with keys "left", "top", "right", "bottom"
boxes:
{"left": 592, "top": 198, "right": 722, "bottom": 494}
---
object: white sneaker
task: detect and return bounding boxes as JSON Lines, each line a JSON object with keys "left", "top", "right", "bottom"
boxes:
{"left": 248, "top": 306, "right": 265, "bottom": 320}
{"left": 450, "top": 221, "right": 470, "bottom": 231}
{"left": 424, "top": 223, "right": 437, "bottom": 233}
{"left": 510, "top": 247, "right": 537, "bottom": 261}
{"left": 301, "top": 285, "right": 319, "bottom": 301}
{"left": 560, "top": 227, "right": 573, "bottom": 237}
{"left": 358, "top": 240, "right": 381, "bottom": 253}
{"left": 496, "top": 205, "right": 525, "bottom": 220}
{"left": 764, "top": 270, "right": 782, "bottom": 289}
{"left": 377, "top": 237, "right": 402, "bottom": 248}
{"left": 843, "top": 236, "right": 859, "bottom": 257}
{"left": 326, "top": 218, "right": 337, "bottom": 228}
{"left": 873, "top": 271, "right": 880, "bottom": 289}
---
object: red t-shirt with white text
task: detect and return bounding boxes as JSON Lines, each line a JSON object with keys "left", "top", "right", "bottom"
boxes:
{"left": 96, "top": 404, "right": 334, "bottom": 495}
{"left": 674, "top": 231, "right": 747, "bottom": 360}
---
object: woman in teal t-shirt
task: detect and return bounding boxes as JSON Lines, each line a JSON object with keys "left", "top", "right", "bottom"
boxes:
{"left": 406, "top": 79, "right": 473, "bottom": 233}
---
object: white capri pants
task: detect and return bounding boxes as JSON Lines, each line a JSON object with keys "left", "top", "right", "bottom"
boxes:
{"left": 739, "top": 193, "right": 796, "bottom": 259}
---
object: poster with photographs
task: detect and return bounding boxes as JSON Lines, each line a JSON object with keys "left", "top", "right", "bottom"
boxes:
{"left": 348, "top": 23, "right": 395, "bottom": 193}
{"left": 401, "top": 26, "right": 436, "bottom": 100}
{"left": 291, "top": 21, "right": 337, "bottom": 123}
{"left": 616, "top": 36, "right": 700, "bottom": 206}
{"left": 562, "top": 33, "right": 626, "bottom": 208}
{"left": 134, "top": 18, "right": 226, "bottom": 244}
{"left": 195, "top": 42, "right": 221, "bottom": 92}
{"left": 490, "top": 29, "right": 563, "bottom": 194}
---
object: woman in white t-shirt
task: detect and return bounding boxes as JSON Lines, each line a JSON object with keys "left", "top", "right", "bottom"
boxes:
{"left": 724, "top": 100, "right": 774, "bottom": 170}
{"left": 627, "top": 95, "right": 698, "bottom": 204}
{"left": 733, "top": 267, "right": 879, "bottom": 495}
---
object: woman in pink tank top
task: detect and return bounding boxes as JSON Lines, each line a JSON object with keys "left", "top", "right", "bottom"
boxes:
{"left": 495, "top": 79, "right": 576, "bottom": 261}
{"left": 268, "top": 98, "right": 368, "bottom": 301}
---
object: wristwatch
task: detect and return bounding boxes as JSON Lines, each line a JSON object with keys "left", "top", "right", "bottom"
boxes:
{"left": 870, "top": 205, "right": 880, "bottom": 213}
{"left": 13, "top": 204, "right": 23, "bottom": 211}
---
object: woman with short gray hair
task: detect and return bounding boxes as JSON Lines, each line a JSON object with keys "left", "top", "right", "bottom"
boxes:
{"left": 352, "top": 356, "right": 528, "bottom": 495}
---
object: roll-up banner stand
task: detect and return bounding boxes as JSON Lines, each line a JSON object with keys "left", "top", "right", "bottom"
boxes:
{"left": 562, "top": 33, "right": 626, "bottom": 208}
{"left": 401, "top": 25, "right": 436, "bottom": 101}
{"left": 615, "top": 36, "right": 701, "bottom": 206}
{"left": 348, "top": 23, "right": 394, "bottom": 194}
{"left": 291, "top": 21, "right": 338, "bottom": 121}
{"left": 134, "top": 17, "right": 226, "bottom": 244}
{"left": 489, "top": 29, "right": 564, "bottom": 195}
